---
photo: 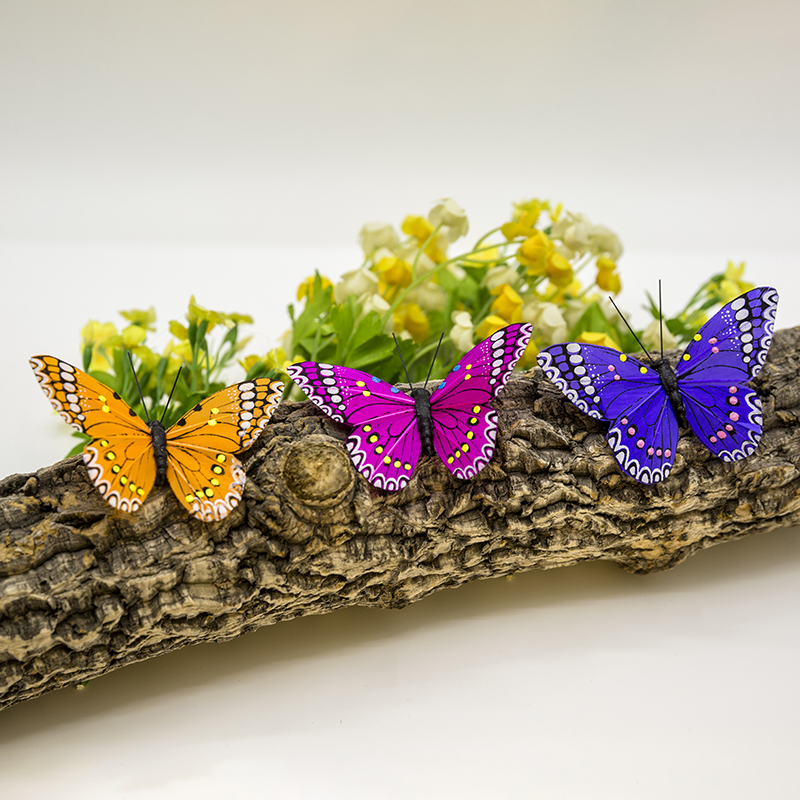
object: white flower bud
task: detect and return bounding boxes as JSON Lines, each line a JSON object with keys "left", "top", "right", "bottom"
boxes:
{"left": 641, "top": 320, "right": 676, "bottom": 352}
{"left": 449, "top": 310, "right": 474, "bottom": 352}
{"left": 429, "top": 198, "right": 469, "bottom": 243}
{"left": 358, "top": 222, "right": 399, "bottom": 256}
{"left": 334, "top": 268, "right": 380, "bottom": 304}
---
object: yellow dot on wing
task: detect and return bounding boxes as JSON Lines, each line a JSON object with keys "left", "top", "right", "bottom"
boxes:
{"left": 120, "top": 476, "right": 128, "bottom": 485}
{"left": 404, "top": 463, "right": 411, "bottom": 470}
{"left": 368, "top": 435, "right": 378, "bottom": 443}
{"left": 105, "top": 452, "right": 116, "bottom": 461}
{"left": 447, "top": 457, "right": 454, "bottom": 464}
{"left": 464, "top": 374, "right": 471, "bottom": 380}
{"left": 204, "top": 488, "right": 214, "bottom": 497}
{"left": 364, "top": 424, "right": 371, "bottom": 432}
{"left": 211, "top": 478, "right": 220, "bottom": 487}
{"left": 102, "top": 405, "right": 110, "bottom": 413}
{"left": 185, "top": 494, "right": 195, "bottom": 503}
{"left": 393, "top": 460, "right": 401, "bottom": 468}
{"left": 212, "top": 465, "right": 224, "bottom": 474}
{"left": 466, "top": 364, "right": 472, "bottom": 369}
{"left": 639, "top": 366, "right": 647, "bottom": 374}
{"left": 455, "top": 451, "right": 462, "bottom": 459}
{"left": 461, "top": 444, "right": 469, "bottom": 452}
{"left": 383, "top": 456, "right": 391, "bottom": 465}
{"left": 683, "top": 353, "right": 691, "bottom": 361}
{"left": 693, "top": 334, "right": 702, "bottom": 341}
{"left": 469, "top": 417, "right": 478, "bottom": 425}
{"left": 100, "top": 439, "right": 108, "bottom": 447}
{"left": 207, "top": 419, "right": 217, "bottom": 426}
{"left": 375, "top": 445, "right": 383, "bottom": 454}
{"left": 216, "top": 454, "right": 226, "bottom": 462}
{"left": 356, "top": 381, "right": 365, "bottom": 387}
{"left": 472, "top": 406, "right": 480, "bottom": 414}
{"left": 137, "top": 488, "right": 144, "bottom": 496}
{"left": 211, "top": 407, "right": 219, "bottom": 414}
{"left": 467, "top": 431, "right": 475, "bottom": 440}
{"left": 112, "top": 465, "right": 121, "bottom": 473}
{"left": 195, "top": 490, "right": 204, "bottom": 498}
{"left": 98, "top": 395, "right": 106, "bottom": 402}
{"left": 129, "top": 483, "right": 137, "bottom": 492}
{"left": 620, "top": 354, "right": 627, "bottom": 362}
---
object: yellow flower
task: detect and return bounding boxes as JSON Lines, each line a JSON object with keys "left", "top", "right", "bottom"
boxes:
{"left": 80, "top": 320, "right": 119, "bottom": 371}
{"left": 297, "top": 274, "right": 333, "bottom": 302}
{"left": 518, "top": 231, "right": 553, "bottom": 275}
{"left": 595, "top": 257, "right": 621, "bottom": 294}
{"left": 576, "top": 331, "right": 621, "bottom": 350}
{"left": 501, "top": 216, "right": 538, "bottom": 241}
{"left": 81, "top": 320, "right": 118, "bottom": 347}
{"left": 517, "top": 338, "right": 540, "bottom": 369}
{"left": 394, "top": 303, "right": 429, "bottom": 343}
{"left": 718, "top": 261, "right": 754, "bottom": 303}
{"left": 402, "top": 215, "right": 446, "bottom": 263}
{"left": 490, "top": 284, "right": 523, "bottom": 322}
{"left": 187, "top": 296, "right": 224, "bottom": 331}
{"left": 165, "top": 339, "right": 193, "bottom": 364}
{"left": 169, "top": 320, "right": 189, "bottom": 341}
{"left": 475, "top": 314, "right": 508, "bottom": 340}
{"left": 120, "top": 307, "right": 156, "bottom": 330}
{"left": 460, "top": 246, "right": 502, "bottom": 268}
{"left": 121, "top": 324, "right": 147, "bottom": 349}
{"left": 375, "top": 256, "right": 413, "bottom": 288}
{"left": 546, "top": 252, "right": 574, "bottom": 288}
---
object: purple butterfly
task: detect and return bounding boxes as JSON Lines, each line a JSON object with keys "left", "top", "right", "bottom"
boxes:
{"left": 287, "top": 323, "right": 532, "bottom": 491}
{"left": 536, "top": 286, "right": 779, "bottom": 484}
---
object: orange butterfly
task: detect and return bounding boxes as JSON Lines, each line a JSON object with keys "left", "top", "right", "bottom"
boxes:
{"left": 30, "top": 355, "right": 284, "bottom": 522}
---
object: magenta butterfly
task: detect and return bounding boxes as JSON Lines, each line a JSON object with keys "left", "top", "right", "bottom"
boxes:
{"left": 536, "top": 286, "right": 778, "bottom": 484}
{"left": 287, "top": 323, "right": 532, "bottom": 491}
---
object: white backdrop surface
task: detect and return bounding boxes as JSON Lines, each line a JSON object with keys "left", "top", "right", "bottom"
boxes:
{"left": 1, "top": 1, "right": 799, "bottom": 797}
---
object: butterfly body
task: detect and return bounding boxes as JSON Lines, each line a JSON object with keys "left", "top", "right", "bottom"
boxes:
{"left": 537, "top": 286, "right": 778, "bottom": 485}
{"left": 30, "top": 355, "right": 284, "bottom": 521}
{"left": 410, "top": 387, "right": 435, "bottom": 455}
{"left": 147, "top": 418, "right": 169, "bottom": 485}
{"left": 650, "top": 356, "right": 688, "bottom": 426}
{"left": 288, "top": 323, "right": 532, "bottom": 491}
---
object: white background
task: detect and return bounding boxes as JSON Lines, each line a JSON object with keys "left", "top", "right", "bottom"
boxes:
{"left": 1, "top": 2, "right": 799, "bottom": 797}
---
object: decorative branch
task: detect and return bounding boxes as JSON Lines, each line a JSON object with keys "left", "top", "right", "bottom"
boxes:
{"left": 1, "top": 327, "right": 799, "bottom": 711}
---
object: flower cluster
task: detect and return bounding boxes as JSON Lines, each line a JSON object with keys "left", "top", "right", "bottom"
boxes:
{"left": 72, "top": 199, "right": 758, "bottom": 447}
{"left": 71, "top": 297, "right": 263, "bottom": 456}
{"left": 285, "top": 197, "right": 629, "bottom": 387}
{"left": 281, "top": 198, "right": 758, "bottom": 391}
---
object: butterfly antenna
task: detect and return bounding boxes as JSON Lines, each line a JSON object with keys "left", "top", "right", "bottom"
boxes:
{"left": 392, "top": 334, "right": 414, "bottom": 387}
{"left": 127, "top": 352, "right": 151, "bottom": 422}
{"left": 423, "top": 333, "right": 445, "bottom": 389}
{"left": 607, "top": 296, "right": 657, "bottom": 367}
{"left": 159, "top": 367, "right": 183, "bottom": 424}
{"left": 658, "top": 279, "right": 664, "bottom": 358}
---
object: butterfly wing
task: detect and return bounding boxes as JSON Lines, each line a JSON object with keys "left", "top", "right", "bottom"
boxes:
{"left": 676, "top": 286, "right": 778, "bottom": 384}
{"left": 287, "top": 362, "right": 423, "bottom": 491}
{"left": 675, "top": 286, "right": 777, "bottom": 462}
{"left": 30, "top": 355, "right": 157, "bottom": 511}
{"left": 537, "top": 344, "right": 679, "bottom": 483}
{"left": 426, "top": 323, "right": 531, "bottom": 479}
{"left": 678, "top": 384, "right": 763, "bottom": 462}
{"left": 164, "top": 378, "right": 284, "bottom": 521}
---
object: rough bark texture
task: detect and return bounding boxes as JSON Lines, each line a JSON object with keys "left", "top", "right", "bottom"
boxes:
{"left": 2, "top": 327, "right": 799, "bottom": 711}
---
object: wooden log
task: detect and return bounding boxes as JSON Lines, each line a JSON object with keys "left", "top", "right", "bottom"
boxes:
{"left": 1, "top": 326, "right": 799, "bottom": 711}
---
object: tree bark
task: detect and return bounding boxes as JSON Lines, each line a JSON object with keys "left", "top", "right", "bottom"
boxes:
{"left": 2, "top": 326, "right": 799, "bottom": 711}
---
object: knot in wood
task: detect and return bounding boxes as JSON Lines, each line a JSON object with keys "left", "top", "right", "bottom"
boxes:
{"left": 281, "top": 436, "right": 354, "bottom": 507}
